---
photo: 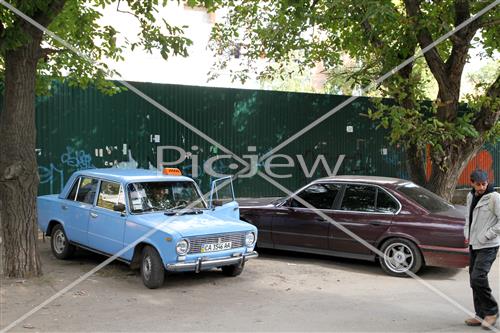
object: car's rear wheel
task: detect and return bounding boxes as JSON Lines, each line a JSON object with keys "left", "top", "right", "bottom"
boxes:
{"left": 379, "top": 238, "right": 423, "bottom": 277}
{"left": 50, "top": 224, "right": 75, "bottom": 259}
{"left": 221, "top": 263, "right": 244, "bottom": 277}
{"left": 141, "top": 246, "right": 165, "bottom": 289}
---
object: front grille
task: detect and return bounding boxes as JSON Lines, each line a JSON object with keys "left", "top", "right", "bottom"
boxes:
{"left": 188, "top": 232, "right": 245, "bottom": 254}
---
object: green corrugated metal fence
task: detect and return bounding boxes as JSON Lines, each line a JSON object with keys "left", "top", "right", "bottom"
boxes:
{"left": 31, "top": 81, "right": 500, "bottom": 197}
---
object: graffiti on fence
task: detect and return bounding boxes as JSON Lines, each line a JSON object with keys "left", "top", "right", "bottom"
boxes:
{"left": 39, "top": 146, "right": 96, "bottom": 194}
{"left": 38, "top": 163, "right": 65, "bottom": 194}
{"left": 61, "top": 146, "right": 95, "bottom": 170}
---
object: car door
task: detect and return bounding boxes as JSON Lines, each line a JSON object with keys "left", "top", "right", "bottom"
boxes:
{"left": 60, "top": 177, "right": 98, "bottom": 246}
{"left": 88, "top": 180, "right": 127, "bottom": 255}
{"left": 209, "top": 176, "right": 239, "bottom": 220}
{"left": 272, "top": 183, "right": 341, "bottom": 251}
{"left": 329, "top": 184, "right": 398, "bottom": 256}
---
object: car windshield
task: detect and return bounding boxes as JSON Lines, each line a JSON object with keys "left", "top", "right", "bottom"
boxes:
{"left": 127, "top": 181, "right": 206, "bottom": 213}
{"left": 396, "top": 182, "right": 453, "bottom": 213}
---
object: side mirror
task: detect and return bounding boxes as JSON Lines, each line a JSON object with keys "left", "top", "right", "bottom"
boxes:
{"left": 285, "top": 198, "right": 300, "bottom": 212}
{"left": 211, "top": 199, "right": 224, "bottom": 207}
{"left": 113, "top": 203, "right": 126, "bottom": 213}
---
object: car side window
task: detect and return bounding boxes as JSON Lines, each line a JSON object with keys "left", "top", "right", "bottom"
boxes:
{"left": 340, "top": 185, "right": 376, "bottom": 212}
{"left": 67, "top": 178, "right": 80, "bottom": 200}
{"left": 290, "top": 183, "right": 341, "bottom": 209}
{"left": 97, "top": 181, "right": 124, "bottom": 211}
{"left": 75, "top": 177, "right": 99, "bottom": 204}
{"left": 376, "top": 189, "right": 399, "bottom": 213}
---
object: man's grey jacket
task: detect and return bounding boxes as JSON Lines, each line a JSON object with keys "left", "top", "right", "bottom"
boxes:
{"left": 464, "top": 190, "right": 500, "bottom": 249}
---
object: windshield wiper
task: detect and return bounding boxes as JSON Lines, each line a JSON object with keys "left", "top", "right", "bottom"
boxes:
{"left": 164, "top": 204, "right": 203, "bottom": 216}
{"left": 163, "top": 203, "right": 187, "bottom": 216}
{"left": 170, "top": 203, "right": 187, "bottom": 210}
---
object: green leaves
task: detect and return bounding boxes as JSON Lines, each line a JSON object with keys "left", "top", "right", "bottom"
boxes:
{"left": 0, "top": 0, "right": 194, "bottom": 95}
{"left": 203, "top": 0, "right": 499, "bottom": 174}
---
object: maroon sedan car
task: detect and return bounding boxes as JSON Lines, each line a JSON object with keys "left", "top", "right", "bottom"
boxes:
{"left": 240, "top": 176, "right": 469, "bottom": 277}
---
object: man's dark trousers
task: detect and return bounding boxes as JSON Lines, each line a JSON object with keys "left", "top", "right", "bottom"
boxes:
{"left": 469, "top": 246, "right": 499, "bottom": 318}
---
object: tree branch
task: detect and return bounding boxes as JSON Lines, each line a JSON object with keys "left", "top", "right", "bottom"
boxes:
{"left": 18, "top": 0, "right": 67, "bottom": 40}
{"left": 453, "top": 0, "right": 471, "bottom": 34}
{"left": 449, "top": 33, "right": 464, "bottom": 45}
{"left": 480, "top": 18, "right": 500, "bottom": 28}
{"left": 36, "top": 47, "right": 64, "bottom": 60}
{"left": 310, "top": 0, "right": 320, "bottom": 11}
{"left": 403, "top": 0, "right": 448, "bottom": 89}
{"left": 32, "top": 0, "right": 67, "bottom": 28}
{"left": 117, "top": 0, "right": 141, "bottom": 20}
{"left": 0, "top": 19, "right": 4, "bottom": 49}
{"left": 446, "top": 1, "right": 478, "bottom": 76}
{"left": 361, "top": 19, "right": 384, "bottom": 49}
{"left": 473, "top": 73, "right": 500, "bottom": 133}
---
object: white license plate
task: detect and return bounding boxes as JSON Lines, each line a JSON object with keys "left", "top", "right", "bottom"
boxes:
{"left": 201, "top": 241, "right": 232, "bottom": 253}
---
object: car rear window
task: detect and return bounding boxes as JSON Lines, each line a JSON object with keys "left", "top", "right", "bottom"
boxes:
{"left": 340, "top": 185, "right": 376, "bottom": 212}
{"left": 396, "top": 183, "right": 453, "bottom": 213}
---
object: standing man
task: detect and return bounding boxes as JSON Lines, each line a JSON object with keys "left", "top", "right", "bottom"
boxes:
{"left": 464, "top": 169, "right": 500, "bottom": 329}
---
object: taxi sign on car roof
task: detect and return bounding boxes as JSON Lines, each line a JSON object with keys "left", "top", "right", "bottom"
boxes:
{"left": 163, "top": 168, "right": 182, "bottom": 176}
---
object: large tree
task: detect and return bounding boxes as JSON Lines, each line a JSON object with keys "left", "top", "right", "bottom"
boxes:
{"left": 205, "top": 0, "right": 500, "bottom": 200}
{"left": 0, "top": 0, "right": 191, "bottom": 277}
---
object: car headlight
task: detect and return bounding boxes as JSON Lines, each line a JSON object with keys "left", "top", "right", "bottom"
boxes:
{"left": 176, "top": 239, "right": 190, "bottom": 255}
{"left": 245, "top": 232, "right": 256, "bottom": 247}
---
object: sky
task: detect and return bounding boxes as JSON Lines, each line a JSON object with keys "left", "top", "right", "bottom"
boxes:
{"left": 99, "top": 3, "right": 260, "bottom": 90}
{"left": 98, "top": 2, "right": 497, "bottom": 97}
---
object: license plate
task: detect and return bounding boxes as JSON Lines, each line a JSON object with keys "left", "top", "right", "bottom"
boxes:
{"left": 201, "top": 241, "right": 232, "bottom": 253}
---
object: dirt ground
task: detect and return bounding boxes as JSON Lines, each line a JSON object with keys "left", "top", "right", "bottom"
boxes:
{"left": 1, "top": 239, "right": 499, "bottom": 332}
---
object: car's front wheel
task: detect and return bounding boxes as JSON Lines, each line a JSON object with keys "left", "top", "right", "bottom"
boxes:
{"left": 221, "top": 263, "right": 244, "bottom": 277}
{"left": 141, "top": 246, "right": 165, "bottom": 289}
{"left": 50, "top": 224, "right": 75, "bottom": 259}
{"left": 379, "top": 238, "right": 423, "bottom": 277}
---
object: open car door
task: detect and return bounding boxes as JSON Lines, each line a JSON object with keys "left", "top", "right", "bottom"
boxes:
{"left": 209, "top": 176, "right": 239, "bottom": 220}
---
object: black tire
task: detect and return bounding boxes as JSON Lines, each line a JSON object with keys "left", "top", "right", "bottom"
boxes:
{"left": 221, "top": 263, "right": 244, "bottom": 277}
{"left": 141, "top": 246, "right": 165, "bottom": 289}
{"left": 379, "top": 238, "right": 423, "bottom": 277}
{"left": 50, "top": 224, "right": 75, "bottom": 259}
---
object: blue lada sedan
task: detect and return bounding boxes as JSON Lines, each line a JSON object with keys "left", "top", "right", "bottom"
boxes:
{"left": 37, "top": 168, "right": 258, "bottom": 288}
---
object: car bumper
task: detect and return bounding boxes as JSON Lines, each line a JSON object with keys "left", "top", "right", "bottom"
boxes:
{"left": 166, "top": 251, "right": 258, "bottom": 272}
{"left": 419, "top": 245, "right": 469, "bottom": 268}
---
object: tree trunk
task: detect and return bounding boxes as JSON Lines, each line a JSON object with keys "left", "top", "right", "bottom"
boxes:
{"left": 0, "top": 41, "right": 43, "bottom": 277}
{"left": 405, "top": 143, "right": 427, "bottom": 187}
{"left": 406, "top": 140, "right": 483, "bottom": 202}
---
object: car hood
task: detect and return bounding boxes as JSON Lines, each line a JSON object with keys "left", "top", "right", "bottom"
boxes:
{"left": 131, "top": 211, "right": 254, "bottom": 237}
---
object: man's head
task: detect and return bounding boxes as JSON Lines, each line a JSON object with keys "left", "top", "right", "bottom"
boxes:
{"left": 151, "top": 187, "right": 165, "bottom": 198}
{"left": 470, "top": 169, "right": 489, "bottom": 195}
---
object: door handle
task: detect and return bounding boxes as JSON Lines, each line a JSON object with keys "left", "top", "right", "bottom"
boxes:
{"left": 314, "top": 217, "right": 326, "bottom": 222}
{"left": 61, "top": 205, "right": 68, "bottom": 210}
{"left": 90, "top": 212, "right": 98, "bottom": 218}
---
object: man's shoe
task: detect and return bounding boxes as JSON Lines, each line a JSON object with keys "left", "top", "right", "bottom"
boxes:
{"left": 481, "top": 314, "right": 498, "bottom": 330}
{"left": 465, "top": 317, "right": 482, "bottom": 326}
